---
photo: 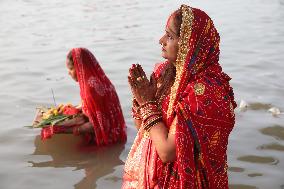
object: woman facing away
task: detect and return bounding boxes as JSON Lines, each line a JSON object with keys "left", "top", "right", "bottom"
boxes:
{"left": 41, "top": 48, "right": 127, "bottom": 146}
{"left": 122, "top": 4, "right": 236, "bottom": 189}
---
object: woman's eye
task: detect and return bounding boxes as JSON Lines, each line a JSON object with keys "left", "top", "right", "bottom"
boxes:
{"left": 167, "top": 34, "right": 173, "bottom": 40}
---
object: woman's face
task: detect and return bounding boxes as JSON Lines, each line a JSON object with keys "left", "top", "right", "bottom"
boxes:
{"left": 159, "top": 16, "right": 179, "bottom": 64}
{"left": 66, "top": 58, "right": 78, "bottom": 82}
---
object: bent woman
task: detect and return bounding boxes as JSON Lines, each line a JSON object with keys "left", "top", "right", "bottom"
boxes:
{"left": 42, "top": 48, "right": 127, "bottom": 146}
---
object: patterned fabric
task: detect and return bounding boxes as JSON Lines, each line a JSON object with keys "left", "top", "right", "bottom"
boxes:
{"left": 122, "top": 4, "right": 236, "bottom": 189}
{"left": 72, "top": 48, "right": 127, "bottom": 146}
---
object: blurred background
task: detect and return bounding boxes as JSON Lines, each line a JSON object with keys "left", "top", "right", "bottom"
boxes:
{"left": 0, "top": 0, "right": 283, "bottom": 188}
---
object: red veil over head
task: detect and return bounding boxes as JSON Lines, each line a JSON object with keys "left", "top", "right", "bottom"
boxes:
{"left": 71, "top": 48, "right": 126, "bottom": 146}
{"left": 122, "top": 5, "right": 236, "bottom": 189}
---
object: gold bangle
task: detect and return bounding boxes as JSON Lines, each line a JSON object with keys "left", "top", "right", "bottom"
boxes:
{"left": 144, "top": 117, "right": 163, "bottom": 132}
{"left": 143, "top": 116, "right": 162, "bottom": 130}
{"left": 142, "top": 112, "right": 162, "bottom": 120}
{"left": 136, "top": 100, "right": 157, "bottom": 113}
{"left": 142, "top": 115, "right": 162, "bottom": 126}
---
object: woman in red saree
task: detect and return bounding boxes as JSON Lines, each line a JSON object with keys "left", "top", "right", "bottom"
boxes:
{"left": 123, "top": 4, "right": 236, "bottom": 189}
{"left": 42, "top": 48, "right": 127, "bottom": 146}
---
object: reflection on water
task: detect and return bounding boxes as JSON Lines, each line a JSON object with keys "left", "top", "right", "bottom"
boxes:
{"left": 237, "top": 155, "right": 279, "bottom": 165}
{"left": 257, "top": 143, "right": 284, "bottom": 151}
{"left": 228, "top": 167, "right": 245, "bottom": 172}
{"left": 29, "top": 135, "right": 125, "bottom": 189}
{"left": 229, "top": 184, "right": 258, "bottom": 189}
{"left": 248, "top": 102, "right": 272, "bottom": 111}
{"left": 247, "top": 173, "right": 263, "bottom": 177}
{"left": 260, "top": 125, "right": 284, "bottom": 140}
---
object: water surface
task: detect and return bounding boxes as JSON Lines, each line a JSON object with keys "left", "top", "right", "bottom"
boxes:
{"left": 0, "top": 0, "right": 284, "bottom": 188}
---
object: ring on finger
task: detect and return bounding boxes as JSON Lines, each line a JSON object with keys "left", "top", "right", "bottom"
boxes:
{"left": 137, "top": 77, "right": 143, "bottom": 82}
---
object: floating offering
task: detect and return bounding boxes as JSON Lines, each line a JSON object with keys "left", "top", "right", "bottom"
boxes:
{"left": 32, "top": 104, "right": 80, "bottom": 128}
{"left": 268, "top": 107, "right": 282, "bottom": 116}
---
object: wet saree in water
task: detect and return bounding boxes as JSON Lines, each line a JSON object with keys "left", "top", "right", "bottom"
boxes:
{"left": 122, "top": 5, "right": 236, "bottom": 189}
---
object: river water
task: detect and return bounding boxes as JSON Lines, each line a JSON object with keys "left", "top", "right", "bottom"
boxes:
{"left": 0, "top": 0, "right": 283, "bottom": 188}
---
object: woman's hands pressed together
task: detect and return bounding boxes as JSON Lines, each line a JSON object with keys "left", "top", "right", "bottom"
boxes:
{"left": 128, "top": 63, "right": 176, "bottom": 163}
{"left": 128, "top": 64, "right": 157, "bottom": 105}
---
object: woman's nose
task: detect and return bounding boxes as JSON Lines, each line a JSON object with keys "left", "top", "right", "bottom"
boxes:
{"left": 159, "top": 35, "right": 166, "bottom": 46}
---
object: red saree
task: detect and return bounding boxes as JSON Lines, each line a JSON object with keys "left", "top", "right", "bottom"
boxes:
{"left": 122, "top": 5, "right": 236, "bottom": 189}
{"left": 42, "top": 48, "right": 127, "bottom": 146}
{"left": 72, "top": 48, "right": 126, "bottom": 145}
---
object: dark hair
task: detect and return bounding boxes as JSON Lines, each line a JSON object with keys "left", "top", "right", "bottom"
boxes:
{"left": 67, "top": 50, "right": 74, "bottom": 66}
{"left": 172, "top": 9, "right": 182, "bottom": 37}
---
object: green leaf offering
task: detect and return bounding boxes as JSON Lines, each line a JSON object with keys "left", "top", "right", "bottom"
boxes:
{"left": 33, "top": 114, "right": 70, "bottom": 128}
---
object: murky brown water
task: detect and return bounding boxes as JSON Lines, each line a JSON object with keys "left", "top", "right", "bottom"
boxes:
{"left": 1, "top": 0, "right": 284, "bottom": 188}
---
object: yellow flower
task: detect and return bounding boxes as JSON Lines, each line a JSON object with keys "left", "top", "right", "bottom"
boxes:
{"left": 42, "top": 113, "right": 51, "bottom": 120}
{"left": 53, "top": 109, "right": 58, "bottom": 116}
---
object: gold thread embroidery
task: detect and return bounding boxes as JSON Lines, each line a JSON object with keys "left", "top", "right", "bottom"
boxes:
{"left": 167, "top": 5, "right": 194, "bottom": 118}
{"left": 192, "top": 62, "right": 204, "bottom": 74}
{"left": 215, "top": 89, "right": 222, "bottom": 99}
{"left": 229, "top": 102, "right": 234, "bottom": 116}
{"left": 169, "top": 116, "right": 178, "bottom": 135}
{"left": 143, "top": 131, "right": 150, "bottom": 138}
{"left": 194, "top": 83, "right": 205, "bottom": 95}
{"left": 205, "top": 19, "right": 211, "bottom": 34}
{"left": 209, "top": 131, "right": 220, "bottom": 149}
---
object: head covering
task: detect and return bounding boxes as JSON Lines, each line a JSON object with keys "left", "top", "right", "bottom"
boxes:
{"left": 72, "top": 48, "right": 126, "bottom": 146}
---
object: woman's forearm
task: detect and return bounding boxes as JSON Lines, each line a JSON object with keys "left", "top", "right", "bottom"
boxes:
{"left": 62, "top": 121, "right": 94, "bottom": 134}
{"left": 77, "top": 122, "right": 94, "bottom": 134}
{"left": 148, "top": 121, "right": 176, "bottom": 163}
{"left": 57, "top": 114, "right": 87, "bottom": 127}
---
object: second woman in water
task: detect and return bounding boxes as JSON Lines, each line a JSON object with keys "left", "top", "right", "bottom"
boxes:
{"left": 41, "top": 48, "right": 127, "bottom": 146}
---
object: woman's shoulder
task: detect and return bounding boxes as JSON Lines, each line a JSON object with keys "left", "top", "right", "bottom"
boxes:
{"left": 182, "top": 75, "right": 217, "bottom": 97}
{"left": 153, "top": 61, "right": 168, "bottom": 78}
